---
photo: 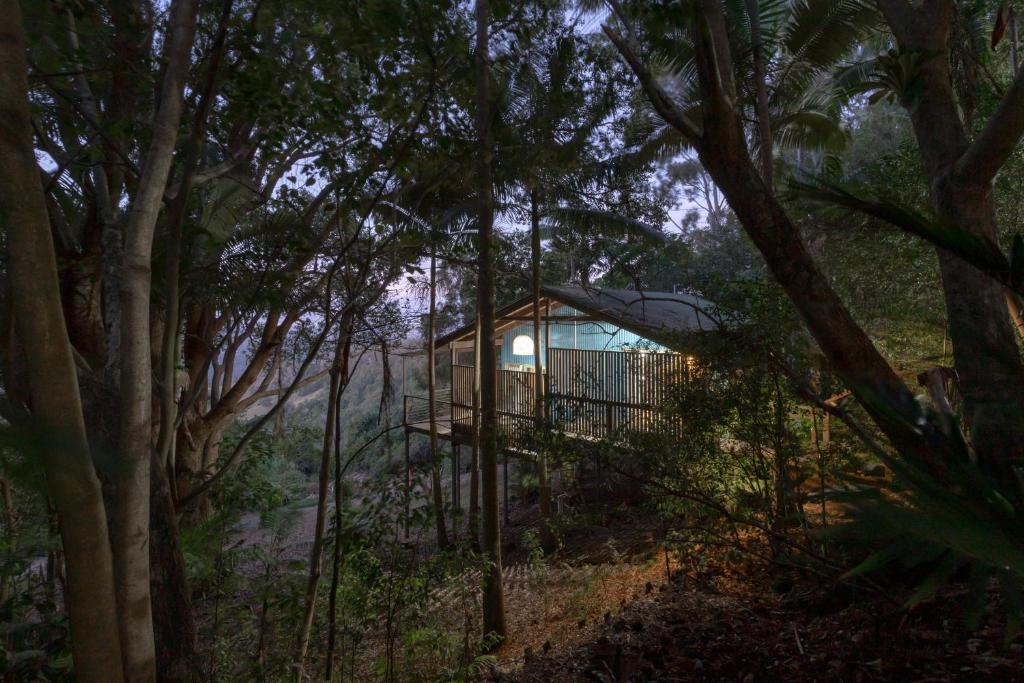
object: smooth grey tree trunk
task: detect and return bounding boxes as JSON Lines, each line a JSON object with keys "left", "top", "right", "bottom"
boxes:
{"left": 0, "top": 4, "right": 125, "bottom": 678}
{"left": 113, "top": 0, "right": 197, "bottom": 676}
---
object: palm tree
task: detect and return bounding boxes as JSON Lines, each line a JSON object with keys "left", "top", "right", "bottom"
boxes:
{"left": 495, "top": 16, "right": 629, "bottom": 551}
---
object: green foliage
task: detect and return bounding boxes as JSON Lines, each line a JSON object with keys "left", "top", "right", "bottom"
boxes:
{"left": 826, "top": 413, "right": 1024, "bottom": 638}
{"left": 790, "top": 176, "right": 1023, "bottom": 294}
{"left": 0, "top": 448, "right": 72, "bottom": 681}
{"left": 212, "top": 424, "right": 308, "bottom": 517}
{"left": 836, "top": 48, "right": 940, "bottom": 106}
{"left": 0, "top": 584, "right": 72, "bottom": 682}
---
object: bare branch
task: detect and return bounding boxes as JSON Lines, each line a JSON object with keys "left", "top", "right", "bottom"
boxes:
{"left": 235, "top": 366, "right": 331, "bottom": 412}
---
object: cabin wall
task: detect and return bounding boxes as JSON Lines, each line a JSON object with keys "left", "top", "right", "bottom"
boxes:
{"left": 498, "top": 303, "right": 666, "bottom": 370}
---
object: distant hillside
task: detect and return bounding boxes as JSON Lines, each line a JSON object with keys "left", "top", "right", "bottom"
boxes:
{"left": 236, "top": 343, "right": 438, "bottom": 469}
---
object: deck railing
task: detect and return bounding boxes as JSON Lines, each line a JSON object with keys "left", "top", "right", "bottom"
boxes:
{"left": 546, "top": 347, "right": 689, "bottom": 440}
{"left": 451, "top": 366, "right": 542, "bottom": 446}
{"left": 452, "top": 365, "right": 474, "bottom": 429}
{"left": 408, "top": 349, "right": 689, "bottom": 447}
{"left": 402, "top": 389, "right": 453, "bottom": 425}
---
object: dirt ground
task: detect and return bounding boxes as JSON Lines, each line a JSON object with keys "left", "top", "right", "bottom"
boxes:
{"left": 226, "top": 485, "right": 1024, "bottom": 682}
{"left": 488, "top": 505, "right": 1024, "bottom": 682}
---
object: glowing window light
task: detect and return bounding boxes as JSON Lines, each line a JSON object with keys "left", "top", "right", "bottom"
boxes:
{"left": 511, "top": 334, "right": 534, "bottom": 356}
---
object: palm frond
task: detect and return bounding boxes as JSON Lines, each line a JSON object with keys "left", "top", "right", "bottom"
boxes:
{"left": 773, "top": 109, "right": 848, "bottom": 153}
{"left": 776, "top": 0, "right": 881, "bottom": 95}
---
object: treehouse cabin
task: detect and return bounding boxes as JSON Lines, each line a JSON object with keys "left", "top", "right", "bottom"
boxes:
{"left": 403, "top": 285, "right": 720, "bottom": 450}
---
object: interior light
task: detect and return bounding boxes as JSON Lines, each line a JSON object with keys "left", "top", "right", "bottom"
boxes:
{"left": 512, "top": 334, "right": 534, "bottom": 355}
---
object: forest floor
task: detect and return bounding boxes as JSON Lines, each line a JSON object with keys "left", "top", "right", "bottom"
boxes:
{"left": 224, "top": 486, "right": 1024, "bottom": 682}
{"left": 486, "top": 501, "right": 1024, "bottom": 683}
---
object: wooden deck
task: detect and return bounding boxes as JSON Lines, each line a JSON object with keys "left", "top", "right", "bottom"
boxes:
{"left": 404, "top": 347, "right": 691, "bottom": 450}
{"left": 404, "top": 415, "right": 467, "bottom": 442}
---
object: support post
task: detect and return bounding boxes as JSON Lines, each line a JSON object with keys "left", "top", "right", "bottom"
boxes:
{"left": 452, "top": 442, "right": 460, "bottom": 515}
{"left": 503, "top": 451, "right": 509, "bottom": 526}
{"left": 404, "top": 431, "right": 411, "bottom": 539}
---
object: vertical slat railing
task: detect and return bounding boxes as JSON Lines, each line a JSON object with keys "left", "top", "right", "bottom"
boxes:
{"left": 452, "top": 364, "right": 474, "bottom": 429}
{"left": 546, "top": 347, "right": 687, "bottom": 440}
{"left": 496, "top": 369, "right": 537, "bottom": 446}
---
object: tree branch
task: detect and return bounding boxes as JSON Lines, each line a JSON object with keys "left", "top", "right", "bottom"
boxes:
{"left": 955, "top": 65, "right": 1024, "bottom": 183}
{"left": 602, "top": 25, "right": 703, "bottom": 146}
{"left": 235, "top": 366, "right": 331, "bottom": 412}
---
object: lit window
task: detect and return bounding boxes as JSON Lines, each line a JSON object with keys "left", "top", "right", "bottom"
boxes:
{"left": 512, "top": 334, "right": 534, "bottom": 355}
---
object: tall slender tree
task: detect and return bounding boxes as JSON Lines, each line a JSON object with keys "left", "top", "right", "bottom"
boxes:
{"left": 112, "top": 2, "right": 198, "bottom": 675}
{"left": 427, "top": 231, "right": 452, "bottom": 549}
{"left": 529, "top": 189, "right": 555, "bottom": 552}
{"left": 475, "top": 0, "right": 507, "bottom": 643}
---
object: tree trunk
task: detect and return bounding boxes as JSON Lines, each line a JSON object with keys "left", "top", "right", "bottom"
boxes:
{"left": 607, "top": 5, "right": 962, "bottom": 474}
{"left": 876, "top": 5, "right": 1024, "bottom": 486}
{"left": 112, "top": 1, "right": 197, "bottom": 676}
{"left": 428, "top": 246, "right": 450, "bottom": 549}
{"left": 324, "top": 328, "right": 349, "bottom": 681}
{"left": 175, "top": 420, "right": 218, "bottom": 522}
{"left": 529, "top": 190, "right": 554, "bottom": 553}
{"left": 149, "top": 454, "right": 198, "bottom": 682}
{"left": 294, "top": 313, "right": 353, "bottom": 674}
{"left": 475, "top": 0, "right": 507, "bottom": 643}
{"left": 0, "top": 4, "right": 125, "bottom": 677}
{"left": 155, "top": 0, "right": 232, "bottom": 476}
{"left": 467, "top": 314, "right": 481, "bottom": 550}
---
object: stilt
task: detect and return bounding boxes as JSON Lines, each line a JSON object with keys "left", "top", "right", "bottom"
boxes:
{"left": 404, "top": 431, "right": 411, "bottom": 539}
{"left": 451, "top": 442, "right": 460, "bottom": 542}
{"left": 503, "top": 451, "right": 509, "bottom": 526}
{"left": 452, "top": 442, "right": 461, "bottom": 513}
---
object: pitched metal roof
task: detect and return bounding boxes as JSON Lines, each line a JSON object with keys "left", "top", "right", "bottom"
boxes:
{"left": 435, "top": 285, "right": 725, "bottom": 350}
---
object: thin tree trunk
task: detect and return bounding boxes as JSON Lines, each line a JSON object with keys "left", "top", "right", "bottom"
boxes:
{"left": 404, "top": 432, "right": 412, "bottom": 539}
{"left": 294, "top": 313, "right": 353, "bottom": 675}
{"left": 0, "top": 4, "right": 124, "bottom": 677}
{"left": 112, "top": 0, "right": 197, "bottom": 676}
{"left": 451, "top": 442, "right": 461, "bottom": 538}
{"left": 475, "top": 0, "right": 507, "bottom": 644}
{"left": 155, "top": 0, "right": 233, "bottom": 474}
{"left": 467, "top": 314, "right": 481, "bottom": 550}
{"left": 325, "top": 339, "right": 348, "bottom": 681}
{"left": 428, "top": 245, "right": 450, "bottom": 549}
{"left": 530, "top": 190, "right": 554, "bottom": 553}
